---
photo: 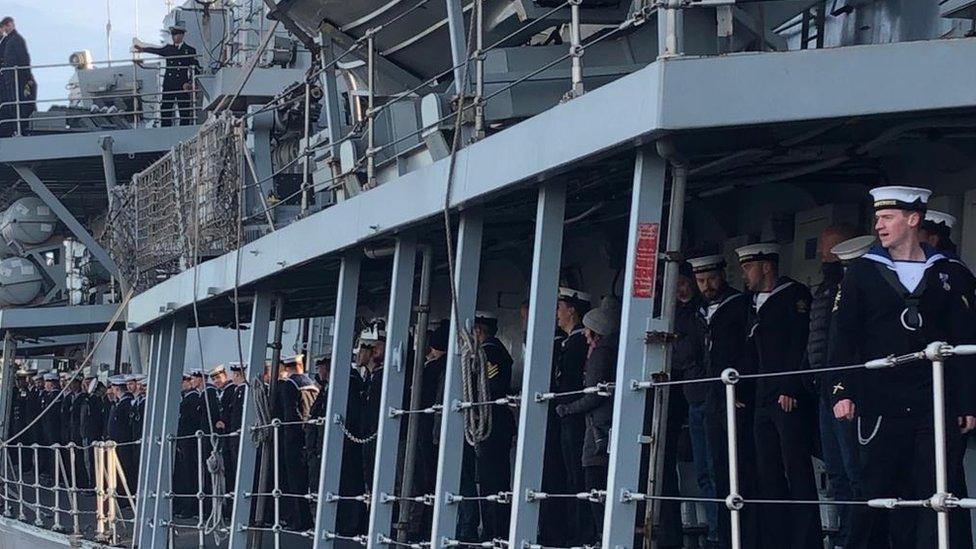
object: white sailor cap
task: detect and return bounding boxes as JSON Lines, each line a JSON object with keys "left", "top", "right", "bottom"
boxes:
{"left": 207, "top": 364, "right": 226, "bottom": 376}
{"left": 15, "top": 369, "right": 29, "bottom": 378}
{"left": 229, "top": 362, "right": 246, "bottom": 373}
{"left": 182, "top": 372, "right": 193, "bottom": 380}
{"left": 358, "top": 319, "right": 387, "bottom": 343}
{"left": 869, "top": 185, "right": 930, "bottom": 212}
{"left": 130, "top": 374, "right": 147, "bottom": 384}
{"left": 734, "top": 243, "right": 780, "bottom": 264}
{"left": 687, "top": 254, "right": 726, "bottom": 274}
{"left": 474, "top": 310, "right": 498, "bottom": 330}
{"left": 281, "top": 353, "right": 304, "bottom": 365}
{"left": 830, "top": 235, "right": 876, "bottom": 262}
{"left": 87, "top": 379, "right": 100, "bottom": 394}
{"left": 188, "top": 369, "right": 204, "bottom": 378}
{"left": 108, "top": 375, "right": 128, "bottom": 387}
{"left": 925, "top": 210, "right": 956, "bottom": 229}
{"left": 558, "top": 287, "right": 592, "bottom": 307}
{"left": 43, "top": 372, "right": 58, "bottom": 381}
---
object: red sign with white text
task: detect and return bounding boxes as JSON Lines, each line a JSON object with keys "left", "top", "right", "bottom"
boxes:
{"left": 631, "top": 222, "right": 659, "bottom": 299}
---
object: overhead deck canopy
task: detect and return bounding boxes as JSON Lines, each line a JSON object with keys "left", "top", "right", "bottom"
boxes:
{"left": 126, "top": 36, "right": 976, "bottom": 330}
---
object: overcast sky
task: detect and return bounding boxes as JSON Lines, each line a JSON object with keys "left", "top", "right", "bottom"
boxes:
{"left": 6, "top": 1, "right": 171, "bottom": 105}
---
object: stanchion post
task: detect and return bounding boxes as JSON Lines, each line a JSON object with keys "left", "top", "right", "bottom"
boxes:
{"left": 926, "top": 342, "right": 951, "bottom": 549}
{"left": 722, "top": 369, "right": 743, "bottom": 549}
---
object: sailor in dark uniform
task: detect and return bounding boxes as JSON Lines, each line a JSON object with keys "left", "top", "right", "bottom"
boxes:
{"left": 133, "top": 25, "right": 200, "bottom": 126}
{"left": 222, "top": 363, "right": 246, "bottom": 496}
{"left": 77, "top": 378, "right": 107, "bottom": 489}
{"left": 128, "top": 374, "right": 147, "bottom": 489}
{"left": 305, "top": 357, "right": 330, "bottom": 494}
{"left": 920, "top": 210, "right": 976, "bottom": 306}
{"left": 271, "top": 353, "right": 318, "bottom": 530}
{"left": 106, "top": 375, "right": 136, "bottom": 499}
{"left": 38, "top": 372, "right": 62, "bottom": 481}
{"left": 8, "top": 370, "right": 30, "bottom": 468}
{"left": 174, "top": 372, "right": 202, "bottom": 518}
{"left": 357, "top": 319, "right": 386, "bottom": 490}
{"left": 470, "top": 311, "right": 516, "bottom": 540}
{"left": 687, "top": 254, "right": 762, "bottom": 549}
{"left": 552, "top": 287, "right": 595, "bottom": 544}
{"left": 735, "top": 243, "right": 821, "bottom": 549}
{"left": 337, "top": 359, "right": 368, "bottom": 536}
{"left": 830, "top": 186, "right": 976, "bottom": 549}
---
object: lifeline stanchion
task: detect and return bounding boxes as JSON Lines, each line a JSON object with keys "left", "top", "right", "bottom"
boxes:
{"left": 197, "top": 431, "right": 206, "bottom": 548}
{"left": 721, "top": 368, "right": 743, "bottom": 549}
{"left": 16, "top": 445, "right": 25, "bottom": 521}
{"left": 94, "top": 442, "right": 105, "bottom": 542}
{"left": 33, "top": 444, "right": 43, "bottom": 528}
{"left": 52, "top": 444, "right": 63, "bottom": 532}
{"left": 273, "top": 420, "right": 282, "bottom": 549}
{"left": 69, "top": 444, "right": 80, "bottom": 536}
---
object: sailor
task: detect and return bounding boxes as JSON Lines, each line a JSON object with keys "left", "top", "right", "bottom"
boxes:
{"left": 106, "top": 375, "right": 136, "bottom": 502}
{"left": 687, "top": 254, "right": 761, "bottom": 549}
{"left": 8, "top": 370, "right": 30, "bottom": 468}
{"left": 271, "top": 353, "right": 318, "bottom": 530}
{"left": 132, "top": 25, "right": 200, "bottom": 126}
{"left": 554, "top": 298, "right": 619, "bottom": 540}
{"left": 174, "top": 372, "right": 202, "bottom": 518}
{"left": 357, "top": 319, "right": 386, "bottom": 488}
{"left": 806, "top": 225, "right": 861, "bottom": 549}
{"left": 830, "top": 186, "right": 976, "bottom": 549}
{"left": 411, "top": 323, "right": 449, "bottom": 536}
{"left": 305, "top": 356, "right": 331, "bottom": 494}
{"left": 128, "top": 374, "right": 147, "bottom": 488}
{"left": 552, "top": 287, "right": 595, "bottom": 544}
{"left": 470, "top": 311, "right": 516, "bottom": 540}
{"left": 194, "top": 365, "right": 224, "bottom": 514}
{"left": 38, "top": 371, "right": 61, "bottom": 481}
{"left": 735, "top": 242, "right": 821, "bottom": 549}
{"left": 920, "top": 210, "right": 976, "bottom": 305}
{"left": 222, "top": 363, "right": 247, "bottom": 495}
{"left": 337, "top": 356, "right": 368, "bottom": 536}
{"left": 76, "top": 377, "right": 106, "bottom": 488}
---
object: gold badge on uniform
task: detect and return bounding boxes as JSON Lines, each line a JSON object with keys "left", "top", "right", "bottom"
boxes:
{"left": 832, "top": 290, "right": 842, "bottom": 313}
{"left": 486, "top": 362, "right": 499, "bottom": 379}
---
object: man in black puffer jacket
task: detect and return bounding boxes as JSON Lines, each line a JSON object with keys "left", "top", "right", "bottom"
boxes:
{"left": 807, "top": 225, "right": 859, "bottom": 549}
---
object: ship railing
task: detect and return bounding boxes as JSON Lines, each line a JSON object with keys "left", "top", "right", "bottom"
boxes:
{"left": 0, "top": 438, "right": 140, "bottom": 545}
{"left": 0, "top": 53, "right": 206, "bottom": 135}
{"left": 614, "top": 341, "right": 976, "bottom": 549}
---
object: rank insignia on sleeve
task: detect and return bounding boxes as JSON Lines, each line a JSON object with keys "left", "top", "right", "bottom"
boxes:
{"left": 832, "top": 290, "right": 842, "bottom": 313}
{"left": 832, "top": 383, "right": 844, "bottom": 395}
{"left": 486, "top": 363, "right": 499, "bottom": 379}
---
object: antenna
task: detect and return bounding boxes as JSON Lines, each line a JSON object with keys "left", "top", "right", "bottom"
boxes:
{"left": 105, "top": 0, "right": 112, "bottom": 66}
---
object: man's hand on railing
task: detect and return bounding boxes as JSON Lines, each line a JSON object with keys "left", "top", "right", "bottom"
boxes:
{"left": 833, "top": 398, "right": 855, "bottom": 421}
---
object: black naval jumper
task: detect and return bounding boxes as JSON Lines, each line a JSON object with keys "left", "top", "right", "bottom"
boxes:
{"left": 747, "top": 277, "right": 822, "bottom": 549}
{"left": 174, "top": 388, "right": 202, "bottom": 517}
{"left": 829, "top": 244, "right": 976, "bottom": 549}
{"left": 699, "top": 286, "right": 762, "bottom": 549}
{"left": 221, "top": 382, "right": 245, "bottom": 493}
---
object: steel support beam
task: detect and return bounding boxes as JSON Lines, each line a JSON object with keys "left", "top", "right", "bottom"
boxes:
{"left": 99, "top": 135, "right": 118, "bottom": 210}
{"left": 444, "top": 0, "right": 470, "bottom": 93}
{"left": 367, "top": 234, "right": 418, "bottom": 547}
{"left": 0, "top": 332, "right": 17, "bottom": 442}
{"left": 508, "top": 183, "right": 566, "bottom": 547}
{"left": 134, "top": 328, "right": 163, "bottom": 545}
{"left": 602, "top": 148, "right": 667, "bottom": 548}
{"left": 323, "top": 24, "right": 423, "bottom": 90}
{"left": 12, "top": 165, "right": 121, "bottom": 279}
{"left": 313, "top": 252, "right": 362, "bottom": 548}
{"left": 227, "top": 291, "right": 274, "bottom": 549}
{"left": 430, "top": 211, "right": 484, "bottom": 548}
{"left": 318, "top": 35, "right": 345, "bottom": 166}
{"left": 148, "top": 315, "right": 189, "bottom": 549}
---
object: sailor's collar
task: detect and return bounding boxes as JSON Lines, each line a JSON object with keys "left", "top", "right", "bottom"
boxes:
{"left": 862, "top": 243, "right": 945, "bottom": 269}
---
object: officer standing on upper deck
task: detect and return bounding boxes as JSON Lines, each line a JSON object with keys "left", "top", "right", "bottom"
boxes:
{"left": 687, "top": 254, "right": 761, "bottom": 549}
{"left": 133, "top": 25, "right": 200, "bottom": 126}
{"left": 830, "top": 186, "right": 976, "bottom": 549}
{"left": 735, "top": 243, "right": 821, "bottom": 549}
